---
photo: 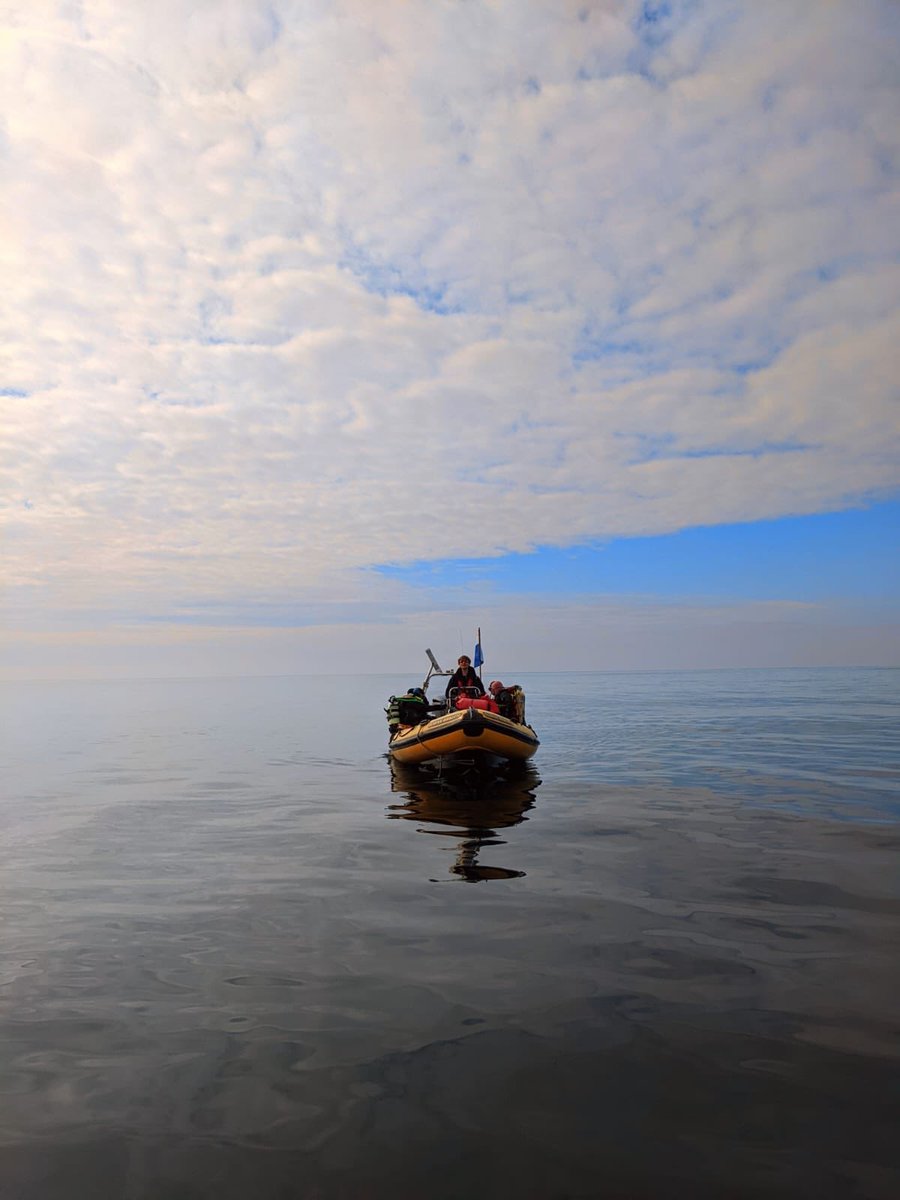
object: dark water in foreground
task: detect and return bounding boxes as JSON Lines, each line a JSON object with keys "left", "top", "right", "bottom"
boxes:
{"left": 1, "top": 669, "right": 898, "bottom": 1199}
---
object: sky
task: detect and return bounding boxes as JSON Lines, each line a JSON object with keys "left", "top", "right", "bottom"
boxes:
{"left": 1, "top": 0, "right": 899, "bottom": 680}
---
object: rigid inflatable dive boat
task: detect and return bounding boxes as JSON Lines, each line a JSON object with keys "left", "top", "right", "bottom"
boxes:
{"left": 385, "top": 649, "right": 539, "bottom": 768}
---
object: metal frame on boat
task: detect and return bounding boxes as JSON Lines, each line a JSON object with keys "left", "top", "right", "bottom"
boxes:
{"left": 386, "top": 649, "right": 540, "bottom": 769}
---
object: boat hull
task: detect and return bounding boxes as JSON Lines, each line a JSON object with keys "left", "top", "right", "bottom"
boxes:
{"left": 389, "top": 705, "right": 539, "bottom": 766}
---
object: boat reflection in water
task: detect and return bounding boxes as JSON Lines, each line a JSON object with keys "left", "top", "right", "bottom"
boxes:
{"left": 387, "top": 761, "right": 541, "bottom": 882}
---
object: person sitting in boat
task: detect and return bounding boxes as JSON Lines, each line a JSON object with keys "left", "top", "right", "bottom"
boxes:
{"left": 488, "top": 680, "right": 516, "bottom": 720}
{"left": 445, "top": 655, "right": 485, "bottom": 698}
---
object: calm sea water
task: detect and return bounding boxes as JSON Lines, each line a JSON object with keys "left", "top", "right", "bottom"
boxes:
{"left": 1, "top": 669, "right": 898, "bottom": 1199}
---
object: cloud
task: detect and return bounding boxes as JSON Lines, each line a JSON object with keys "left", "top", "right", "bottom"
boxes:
{"left": 1, "top": 0, "right": 898, "bottom": 654}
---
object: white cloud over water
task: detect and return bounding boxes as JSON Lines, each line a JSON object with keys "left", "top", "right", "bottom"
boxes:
{"left": 1, "top": 0, "right": 899, "bottom": 669}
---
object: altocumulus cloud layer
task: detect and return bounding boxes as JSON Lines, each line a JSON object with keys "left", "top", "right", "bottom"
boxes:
{"left": 1, "top": 0, "right": 899, "bottom": 672}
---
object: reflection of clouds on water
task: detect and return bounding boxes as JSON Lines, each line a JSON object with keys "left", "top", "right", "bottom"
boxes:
{"left": 387, "top": 764, "right": 541, "bottom": 882}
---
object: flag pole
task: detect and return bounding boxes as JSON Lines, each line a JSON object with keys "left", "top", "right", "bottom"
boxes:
{"left": 475, "top": 627, "right": 483, "bottom": 680}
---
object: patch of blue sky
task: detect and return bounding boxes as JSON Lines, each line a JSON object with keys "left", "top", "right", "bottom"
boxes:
{"left": 626, "top": 0, "right": 679, "bottom": 79}
{"left": 573, "top": 332, "right": 649, "bottom": 364}
{"left": 732, "top": 356, "right": 777, "bottom": 375}
{"left": 339, "top": 238, "right": 458, "bottom": 314}
{"left": 1, "top": 387, "right": 29, "bottom": 397}
{"left": 375, "top": 499, "right": 900, "bottom": 603}
{"left": 574, "top": 328, "right": 783, "bottom": 376}
{"left": 657, "top": 442, "right": 818, "bottom": 461}
{"left": 629, "top": 1, "right": 738, "bottom": 86}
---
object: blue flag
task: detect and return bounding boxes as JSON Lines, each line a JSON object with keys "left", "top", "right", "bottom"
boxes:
{"left": 473, "top": 640, "right": 484, "bottom": 669}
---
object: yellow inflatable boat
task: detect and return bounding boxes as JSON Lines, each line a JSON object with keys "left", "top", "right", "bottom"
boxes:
{"left": 386, "top": 649, "right": 539, "bottom": 768}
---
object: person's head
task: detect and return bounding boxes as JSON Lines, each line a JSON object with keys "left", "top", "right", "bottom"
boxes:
{"left": 457, "top": 656, "right": 471, "bottom": 670}
{"left": 489, "top": 680, "right": 503, "bottom": 695}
